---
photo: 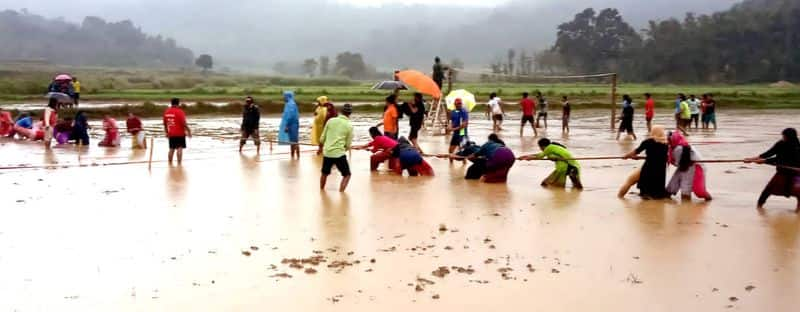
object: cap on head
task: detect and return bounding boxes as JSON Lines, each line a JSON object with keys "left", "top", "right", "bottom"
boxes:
{"left": 342, "top": 103, "right": 353, "bottom": 114}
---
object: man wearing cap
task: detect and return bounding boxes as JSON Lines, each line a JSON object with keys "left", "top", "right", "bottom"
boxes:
{"left": 448, "top": 98, "right": 470, "bottom": 162}
{"left": 319, "top": 103, "right": 354, "bottom": 192}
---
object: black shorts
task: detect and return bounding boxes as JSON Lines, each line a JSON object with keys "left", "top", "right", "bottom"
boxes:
{"left": 538, "top": 112, "right": 548, "bottom": 118}
{"left": 492, "top": 114, "right": 503, "bottom": 122}
{"left": 450, "top": 133, "right": 465, "bottom": 147}
{"left": 521, "top": 115, "right": 534, "bottom": 124}
{"left": 619, "top": 121, "right": 634, "bottom": 133}
{"left": 168, "top": 136, "right": 187, "bottom": 149}
{"left": 409, "top": 126, "right": 421, "bottom": 140}
{"left": 322, "top": 156, "right": 351, "bottom": 176}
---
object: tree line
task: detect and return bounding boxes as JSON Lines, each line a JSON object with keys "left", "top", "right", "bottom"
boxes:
{"left": 0, "top": 10, "right": 194, "bottom": 68}
{"left": 550, "top": 0, "right": 800, "bottom": 83}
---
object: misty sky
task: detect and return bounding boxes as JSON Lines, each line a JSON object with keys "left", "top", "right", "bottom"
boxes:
{"left": 2, "top": 0, "right": 739, "bottom": 71}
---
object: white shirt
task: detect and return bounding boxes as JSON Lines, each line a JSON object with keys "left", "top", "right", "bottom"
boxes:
{"left": 688, "top": 99, "right": 701, "bottom": 114}
{"left": 488, "top": 98, "right": 503, "bottom": 115}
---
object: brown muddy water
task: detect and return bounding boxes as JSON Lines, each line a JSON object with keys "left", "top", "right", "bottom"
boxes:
{"left": 0, "top": 109, "right": 798, "bottom": 311}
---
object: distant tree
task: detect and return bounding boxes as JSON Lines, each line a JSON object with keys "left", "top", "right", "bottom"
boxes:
{"left": 552, "top": 8, "right": 641, "bottom": 74}
{"left": 319, "top": 56, "right": 330, "bottom": 76}
{"left": 489, "top": 60, "right": 503, "bottom": 74}
{"left": 195, "top": 54, "right": 213, "bottom": 72}
{"left": 534, "top": 50, "right": 565, "bottom": 74}
{"left": 273, "top": 61, "right": 291, "bottom": 75}
{"left": 507, "top": 49, "right": 516, "bottom": 76}
{"left": 334, "top": 52, "right": 368, "bottom": 79}
{"left": 303, "top": 58, "right": 319, "bottom": 77}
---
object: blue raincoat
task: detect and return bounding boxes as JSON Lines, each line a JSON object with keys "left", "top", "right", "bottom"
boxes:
{"left": 278, "top": 91, "right": 300, "bottom": 145}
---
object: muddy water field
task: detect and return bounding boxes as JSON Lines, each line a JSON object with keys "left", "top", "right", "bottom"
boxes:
{"left": 0, "top": 109, "right": 798, "bottom": 311}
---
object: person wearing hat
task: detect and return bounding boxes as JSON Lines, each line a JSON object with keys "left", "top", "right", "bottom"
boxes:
{"left": 319, "top": 103, "right": 354, "bottom": 192}
{"left": 448, "top": 98, "right": 469, "bottom": 163}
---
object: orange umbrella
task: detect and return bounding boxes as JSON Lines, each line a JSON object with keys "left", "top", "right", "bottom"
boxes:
{"left": 396, "top": 70, "right": 442, "bottom": 98}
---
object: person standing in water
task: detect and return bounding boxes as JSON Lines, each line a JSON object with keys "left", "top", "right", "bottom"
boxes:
{"left": 644, "top": 93, "right": 655, "bottom": 132}
{"left": 616, "top": 95, "right": 637, "bottom": 141}
{"left": 319, "top": 103, "right": 354, "bottom": 192}
{"left": 519, "top": 138, "right": 583, "bottom": 189}
{"left": 745, "top": 128, "right": 800, "bottom": 212}
{"left": 380, "top": 94, "right": 400, "bottom": 139}
{"left": 688, "top": 94, "right": 701, "bottom": 129}
{"left": 311, "top": 96, "right": 330, "bottom": 145}
{"left": 519, "top": 92, "right": 537, "bottom": 137}
{"left": 535, "top": 92, "right": 548, "bottom": 129}
{"left": 126, "top": 112, "right": 147, "bottom": 149}
{"left": 487, "top": 92, "right": 504, "bottom": 133}
{"left": 620, "top": 125, "right": 669, "bottom": 199}
{"left": 677, "top": 94, "right": 691, "bottom": 136}
{"left": 98, "top": 114, "right": 120, "bottom": 147}
{"left": 279, "top": 91, "right": 300, "bottom": 158}
{"left": 71, "top": 77, "right": 81, "bottom": 108}
{"left": 43, "top": 98, "right": 58, "bottom": 148}
{"left": 561, "top": 96, "right": 571, "bottom": 134}
{"left": 239, "top": 96, "right": 261, "bottom": 154}
{"left": 448, "top": 98, "right": 469, "bottom": 163}
{"left": 163, "top": 98, "right": 191, "bottom": 165}
{"left": 400, "top": 93, "right": 426, "bottom": 152}
{"left": 702, "top": 93, "right": 718, "bottom": 130}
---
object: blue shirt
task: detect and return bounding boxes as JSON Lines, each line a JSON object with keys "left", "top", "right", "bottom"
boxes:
{"left": 675, "top": 99, "right": 682, "bottom": 114}
{"left": 15, "top": 117, "right": 32, "bottom": 129}
{"left": 476, "top": 142, "right": 503, "bottom": 159}
{"left": 450, "top": 109, "right": 469, "bottom": 136}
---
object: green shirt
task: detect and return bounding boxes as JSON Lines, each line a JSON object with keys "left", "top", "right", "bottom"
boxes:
{"left": 320, "top": 115, "right": 353, "bottom": 158}
{"left": 680, "top": 101, "right": 691, "bottom": 120}
{"left": 534, "top": 144, "right": 580, "bottom": 168}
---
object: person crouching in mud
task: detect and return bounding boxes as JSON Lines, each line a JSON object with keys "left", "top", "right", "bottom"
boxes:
{"left": 518, "top": 138, "right": 583, "bottom": 189}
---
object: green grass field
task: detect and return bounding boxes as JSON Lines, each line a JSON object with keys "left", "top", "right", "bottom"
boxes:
{"left": 2, "top": 64, "right": 799, "bottom": 118}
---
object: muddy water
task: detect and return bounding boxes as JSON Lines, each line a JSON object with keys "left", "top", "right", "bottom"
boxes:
{"left": 1, "top": 110, "right": 798, "bottom": 311}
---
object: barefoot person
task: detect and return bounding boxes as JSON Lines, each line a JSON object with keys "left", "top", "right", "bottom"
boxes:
{"left": 380, "top": 95, "right": 400, "bottom": 139}
{"left": 535, "top": 92, "right": 548, "bottom": 129}
{"left": 163, "top": 98, "right": 191, "bottom": 165}
{"left": 488, "top": 92, "right": 504, "bottom": 133}
{"left": 319, "top": 103, "right": 354, "bottom": 192}
{"left": 519, "top": 92, "right": 537, "bottom": 137}
{"left": 745, "top": 128, "right": 800, "bottom": 212}
{"left": 311, "top": 96, "right": 330, "bottom": 146}
{"left": 240, "top": 96, "right": 261, "bottom": 154}
{"left": 666, "top": 131, "right": 712, "bottom": 201}
{"left": 519, "top": 138, "right": 583, "bottom": 189}
{"left": 43, "top": 98, "right": 58, "bottom": 148}
{"left": 702, "top": 93, "right": 718, "bottom": 130}
{"left": 620, "top": 125, "right": 669, "bottom": 199}
{"left": 279, "top": 91, "right": 300, "bottom": 158}
{"left": 126, "top": 112, "right": 147, "bottom": 149}
{"left": 644, "top": 93, "right": 655, "bottom": 132}
{"left": 616, "top": 95, "right": 637, "bottom": 141}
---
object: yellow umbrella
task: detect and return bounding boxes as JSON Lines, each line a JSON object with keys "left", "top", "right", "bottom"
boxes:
{"left": 445, "top": 89, "right": 477, "bottom": 112}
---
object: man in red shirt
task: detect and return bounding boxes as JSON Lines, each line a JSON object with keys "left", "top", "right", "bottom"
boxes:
{"left": 519, "top": 92, "right": 537, "bottom": 137}
{"left": 644, "top": 93, "right": 655, "bottom": 132}
{"left": 163, "top": 98, "right": 191, "bottom": 165}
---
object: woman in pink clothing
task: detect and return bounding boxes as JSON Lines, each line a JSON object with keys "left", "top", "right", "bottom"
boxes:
{"left": 98, "top": 115, "right": 120, "bottom": 147}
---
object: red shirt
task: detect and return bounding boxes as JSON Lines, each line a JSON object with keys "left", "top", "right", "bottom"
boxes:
{"left": 368, "top": 135, "right": 398, "bottom": 153}
{"left": 126, "top": 117, "right": 143, "bottom": 134}
{"left": 163, "top": 107, "right": 187, "bottom": 137}
{"left": 520, "top": 98, "right": 536, "bottom": 116}
{"left": 645, "top": 98, "right": 655, "bottom": 119}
